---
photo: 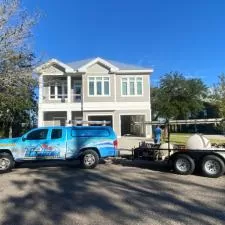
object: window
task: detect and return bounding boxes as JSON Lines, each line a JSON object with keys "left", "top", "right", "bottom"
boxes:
{"left": 73, "top": 81, "right": 82, "bottom": 102}
{"left": 71, "top": 128, "right": 110, "bottom": 137}
{"left": 51, "top": 129, "right": 62, "bottom": 139}
{"left": 122, "top": 78, "right": 127, "bottom": 95}
{"left": 49, "top": 82, "right": 67, "bottom": 100}
{"left": 121, "top": 77, "right": 143, "bottom": 96}
{"left": 88, "top": 77, "right": 110, "bottom": 96}
{"left": 26, "top": 129, "right": 48, "bottom": 140}
{"left": 50, "top": 86, "right": 55, "bottom": 99}
{"left": 89, "top": 78, "right": 94, "bottom": 95}
{"left": 137, "top": 77, "right": 143, "bottom": 95}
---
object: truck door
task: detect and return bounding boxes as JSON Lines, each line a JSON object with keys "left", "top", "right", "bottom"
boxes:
{"left": 48, "top": 128, "right": 67, "bottom": 159}
{"left": 23, "top": 128, "right": 67, "bottom": 160}
{"left": 23, "top": 128, "right": 49, "bottom": 159}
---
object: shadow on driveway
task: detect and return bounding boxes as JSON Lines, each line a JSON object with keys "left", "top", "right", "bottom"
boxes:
{"left": 0, "top": 161, "right": 224, "bottom": 225}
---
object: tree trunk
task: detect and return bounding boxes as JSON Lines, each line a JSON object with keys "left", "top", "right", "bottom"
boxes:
{"left": 9, "top": 123, "right": 12, "bottom": 138}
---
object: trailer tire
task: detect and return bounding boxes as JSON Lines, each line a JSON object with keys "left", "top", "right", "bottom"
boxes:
{"left": 201, "top": 155, "right": 225, "bottom": 178}
{"left": 173, "top": 154, "right": 195, "bottom": 175}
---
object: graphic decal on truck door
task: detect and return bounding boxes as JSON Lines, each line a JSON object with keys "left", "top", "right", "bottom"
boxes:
{"left": 24, "top": 144, "right": 60, "bottom": 158}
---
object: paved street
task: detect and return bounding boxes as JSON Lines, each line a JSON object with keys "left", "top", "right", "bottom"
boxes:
{"left": 0, "top": 161, "right": 224, "bottom": 225}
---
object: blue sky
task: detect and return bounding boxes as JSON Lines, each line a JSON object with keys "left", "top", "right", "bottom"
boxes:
{"left": 23, "top": 0, "right": 225, "bottom": 86}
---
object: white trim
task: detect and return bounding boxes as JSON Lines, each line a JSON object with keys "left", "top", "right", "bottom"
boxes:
{"left": 115, "top": 69, "right": 153, "bottom": 74}
{"left": 35, "top": 58, "right": 74, "bottom": 74}
{"left": 67, "top": 75, "right": 71, "bottom": 103}
{"left": 114, "top": 74, "right": 116, "bottom": 102}
{"left": 120, "top": 76, "right": 144, "bottom": 97}
{"left": 39, "top": 102, "right": 150, "bottom": 111}
{"left": 78, "top": 57, "right": 119, "bottom": 73}
{"left": 39, "top": 75, "right": 43, "bottom": 103}
{"left": 87, "top": 76, "right": 111, "bottom": 97}
{"left": 38, "top": 110, "right": 43, "bottom": 127}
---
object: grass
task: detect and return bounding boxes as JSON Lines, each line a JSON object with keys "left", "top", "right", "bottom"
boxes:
{"left": 168, "top": 133, "right": 225, "bottom": 145}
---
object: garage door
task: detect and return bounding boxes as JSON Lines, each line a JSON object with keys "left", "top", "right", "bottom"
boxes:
{"left": 121, "top": 115, "right": 145, "bottom": 137}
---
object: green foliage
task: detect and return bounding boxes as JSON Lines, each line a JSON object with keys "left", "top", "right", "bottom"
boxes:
{"left": 0, "top": 0, "right": 39, "bottom": 137}
{"left": 151, "top": 72, "right": 207, "bottom": 120}
{"left": 211, "top": 74, "right": 225, "bottom": 118}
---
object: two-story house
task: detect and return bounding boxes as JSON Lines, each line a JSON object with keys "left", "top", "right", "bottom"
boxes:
{"left": 35, "top": 57, "right": 153, "bottom": 137}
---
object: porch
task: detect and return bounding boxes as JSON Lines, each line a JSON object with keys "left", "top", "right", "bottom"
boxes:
{"left": 40, "top": 75, "right": 82, "bottom": 104}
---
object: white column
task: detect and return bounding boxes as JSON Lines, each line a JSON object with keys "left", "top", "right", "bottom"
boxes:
{"left": 67, "top": 75, "right": 71, "bottom": 103}
{"left": 38, "top": 110, "right": 44, "bottom": 127}
{"left": 67, "top": 110, "right": 72, "bottom": 126}
{"left": 146, "top": 111, "right": 152, "bottom": 138}
{"left": 39, "top": 75, "right": 43, "bottom": 103}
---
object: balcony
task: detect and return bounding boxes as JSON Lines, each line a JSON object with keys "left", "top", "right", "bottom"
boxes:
{"left": 40, "top": 75, "right": 82, "bottom": 104}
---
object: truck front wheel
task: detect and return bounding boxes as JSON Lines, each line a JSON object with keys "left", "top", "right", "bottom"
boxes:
{"left": 0, "top": 152, "right": 14, "bottom": 173}
{"left": 201, "top": 155, "right": 225, "bottom": 178}
{"left": 173, "top": 154, "right": 195, "bottom": 175}
{"left": 81, "top": 150, "right": 99, "bottom": 169}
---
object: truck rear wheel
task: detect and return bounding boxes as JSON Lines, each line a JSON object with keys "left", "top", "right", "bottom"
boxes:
{"left": 201, "top": 155, "right": 225, "bottom": 178}
{"left": 81, "top": 150, "right": 99, "bottom": 169}
{"left": 173, "top": 154, "right": 195, "bottom": 175}
{"left": 0, "top": 152, "right": 14, "bottom": 173}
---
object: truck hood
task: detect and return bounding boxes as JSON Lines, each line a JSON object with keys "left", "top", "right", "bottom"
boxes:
{"left": 0, "top": 137, "right": 21, "bottom": 145}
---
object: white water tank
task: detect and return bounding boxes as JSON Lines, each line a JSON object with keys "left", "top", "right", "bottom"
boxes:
{"left": 186, "top": 134, "right": 211, "bottom": 150}
{"left": 159, "top": 143, "right": 174, "bottom": 159}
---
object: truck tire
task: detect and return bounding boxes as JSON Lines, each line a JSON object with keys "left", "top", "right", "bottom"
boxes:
{"left": 81, "top": 150, "right": 99, "bottom": 169}
{"left": 0, "top": 152, "right": 14, "bottom": 173}
{"left": 201, "top": 155, "right": 225, "bottom": 178}
{"left": 173, "top": 154, "right": 195, "bottom": 175}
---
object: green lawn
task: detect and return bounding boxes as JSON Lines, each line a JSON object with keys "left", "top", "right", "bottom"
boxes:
{"left": 169, "top": 133, "right": 225, "bottom": 145}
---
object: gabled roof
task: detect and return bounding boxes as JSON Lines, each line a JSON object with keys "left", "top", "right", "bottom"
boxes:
{"left": 35, "top": 58, "right": 74, "bottom": 74}
{"left": 68, "top": 57, "right": 150, "bottom": 71}
{"left": 35, "top": 57, "right": 153, "bottom": 74}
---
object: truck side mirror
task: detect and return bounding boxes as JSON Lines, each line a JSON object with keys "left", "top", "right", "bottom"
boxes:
{"left": 22, "top": 136, "right": 27, "bottom": 141}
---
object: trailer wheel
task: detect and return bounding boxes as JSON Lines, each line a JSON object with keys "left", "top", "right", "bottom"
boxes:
{"left": 173, "top": 154, "right": 195, "bottom": 175}
{"left": 201, "top": 155, "right": 225, "bottom": 178}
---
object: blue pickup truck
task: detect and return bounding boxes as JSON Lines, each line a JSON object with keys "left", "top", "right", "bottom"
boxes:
{"left": 0, "top": 126, "right": 118, "bottom": 172}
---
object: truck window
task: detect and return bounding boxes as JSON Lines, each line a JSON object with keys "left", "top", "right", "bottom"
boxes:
{"left": 26, "top": 129, "right": 48, "bottom": 140}
{"left": 71, "top": 128, "right": 110, "bottom": 137}
{"left": 51, "top": 129, "right": 62, "bottom": 139}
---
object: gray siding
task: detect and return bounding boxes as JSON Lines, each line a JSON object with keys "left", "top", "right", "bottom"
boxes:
{"left": 115, "top": 75, "right": 150, "bottom": 102}
{"left": 82, "top": 63, "right": 115, "bottom": 102}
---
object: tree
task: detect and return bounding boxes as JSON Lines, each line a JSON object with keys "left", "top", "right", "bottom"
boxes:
{"left": 0, "top": 0, "right": 39, "bottom": 137}
{"left": 211, "top": 74, "right": 225, "bottom": 118}
{"left": 151, "top": 72, "right": 207, "bottom": 120}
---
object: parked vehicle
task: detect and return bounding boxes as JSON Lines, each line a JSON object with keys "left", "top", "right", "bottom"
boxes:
{"left": 133, "top": 141, "right": 225, "bottom": 178}
{"left": 0, "top": 126, "right": 118, "bottom": 173}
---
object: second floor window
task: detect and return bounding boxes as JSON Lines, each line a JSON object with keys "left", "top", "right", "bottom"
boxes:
{"left": 121, "top": 77, "right": 143, "bottom": 96}
{"left": 50, "top": 83, "right": 67, "bottom": 99}
{"left": 88, "top": 77, "right": 110, "bottom": 96}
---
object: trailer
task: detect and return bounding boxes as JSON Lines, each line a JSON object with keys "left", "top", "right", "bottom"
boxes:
{"left": 132, "top": 119, "right": 225, "bottom": 178}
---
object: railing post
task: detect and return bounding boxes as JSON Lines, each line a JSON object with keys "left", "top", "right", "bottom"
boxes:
{"left": 67, "top": 75, "right": 71, "bottom": 103}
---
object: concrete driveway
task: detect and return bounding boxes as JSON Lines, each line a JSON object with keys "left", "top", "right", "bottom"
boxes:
{"left": 0, "top": 161, "right": 224, "bottom": 225}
